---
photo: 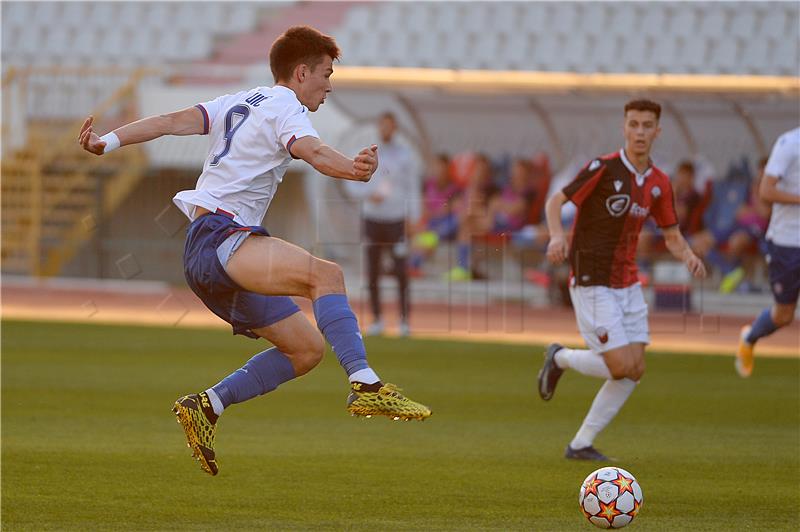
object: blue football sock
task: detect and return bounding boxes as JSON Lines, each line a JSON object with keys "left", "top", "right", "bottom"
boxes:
{"left": 745, "top": 308, "right": 778, "bottom": 345}
{"left": 456, "top": 243, "right": 470, "bottom": 269}
{"left": 212, "top": 347, "right": 296, "bottom": 408}
{"left": 313, "top": 294, "right": 369, "bottom": 376}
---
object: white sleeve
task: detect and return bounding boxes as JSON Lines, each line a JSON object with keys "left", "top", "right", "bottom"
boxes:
{"left": 277, "top": 106, "right": 319, "bottom": 157}
{"left": 195, "top": 94, "right": 231, "bottom": 135}
{"left": 765, "top": 132, "right": 794, "bottom": 180}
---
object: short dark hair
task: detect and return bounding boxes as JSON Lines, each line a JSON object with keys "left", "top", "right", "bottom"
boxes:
{"left": 676, "top": 160, "right": 695, "bottom": 174}
{"left": 624, "top": 99, "right": 661, "bottom": 120}
{"left": 269, "top": 26, "right": 340, "bottom": 82}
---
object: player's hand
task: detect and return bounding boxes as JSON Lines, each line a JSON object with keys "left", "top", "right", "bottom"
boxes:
{"left": 546, "top": 235, "right": 568, "bottom": 264}
{"left": 684, "top": 252, "right": 707, "bottom": 278}
{"left": 78, "top": 116, "right": 106, "bottom": 155}
{"left": 353, "top": 144, "right": 378, "bottom": 181}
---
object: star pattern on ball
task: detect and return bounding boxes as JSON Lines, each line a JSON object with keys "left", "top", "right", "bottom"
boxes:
{"left": 612, "top": 472, "right": 635, "bottom": 496}
{"left": 583, "top": 474, "right": 602, "bottom": 497}
{"left": 630, "top": 498, "right": 642, "bottom": 517}
{"left": 598, "top": 500, "right": 622, "bottom": 524}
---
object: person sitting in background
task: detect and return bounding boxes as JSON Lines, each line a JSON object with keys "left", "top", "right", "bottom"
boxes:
{"left": 446, "top": 153, "right": 498, "bottom": 280}
{"left": 409, "top": 153, "right": 462, "bottom": 276}
{"left": 638, "top": 160, "right": 701, "bottom": 279}
{"left": 487, "top": 158, "right": 536, "bottom": 236}
{"left": 691, "top": 158, "right": 771, "bottom": 293}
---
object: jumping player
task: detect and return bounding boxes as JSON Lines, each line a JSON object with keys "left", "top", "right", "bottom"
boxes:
{"left": 79, "top": 26, "right": 431, "bottom": 476}
{"left": 537, "top": 99, "right": 706, "bottom": 460}
{"left": 736, "top": 127, "right": 800, "bottom": 377}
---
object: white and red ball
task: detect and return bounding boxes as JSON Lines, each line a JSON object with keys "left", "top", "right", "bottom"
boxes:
{"left": 579, "top": 467, "right": 643, "bottom": 529}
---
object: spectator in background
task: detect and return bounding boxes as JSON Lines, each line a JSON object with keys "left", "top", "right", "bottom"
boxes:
{"left": 345, "top": 112, "right": 420, "bottom": 336}
{"left": 409, "top": 153, "right": 462, "bottom": 276}
{"left": 691, "top": 158, "right": 771, "bottom": 293}
{"left": 638, "top": 160, "right": 701, "bottom": 278}
{"left": 446, "top": 153, "right": 497, "bottom": 280}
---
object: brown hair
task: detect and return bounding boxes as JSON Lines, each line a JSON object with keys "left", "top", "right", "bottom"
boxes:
{"left": 624, "top": 99, "right": 661, "bottom": 120}
{"left": 269, "top": 26, "right": 340, "bottom": 82}
{"left": 676, "top": 160, "right": 695, "bottom": 174}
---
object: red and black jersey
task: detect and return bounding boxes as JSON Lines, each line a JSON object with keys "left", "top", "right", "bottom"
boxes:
{"left": 562, "top": 149, "right": 678, "bottom": 288}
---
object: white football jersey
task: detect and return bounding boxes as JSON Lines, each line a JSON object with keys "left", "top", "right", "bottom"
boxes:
{"left": 764, "top": 127, "right": 800, "bottom": 248}
{"left": 173, "top": 85, "right": 319, "bottom": 226}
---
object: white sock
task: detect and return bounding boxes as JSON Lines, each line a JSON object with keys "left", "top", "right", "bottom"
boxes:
{"left": 570, "top": 378, "right": 637, "bottom": 449}
{"left": 205, "top": 388, "right": 225, "bottom": 416}
{"left": 555, "top": 348, "right": 612, "bottom": 379}
{"left": 349, "top": 368, "right": 380, "bottom": 384}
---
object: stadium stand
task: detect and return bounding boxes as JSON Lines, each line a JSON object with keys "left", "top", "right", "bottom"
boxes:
{"left": 1, "top": 1, "right": 798, "bottom": 290}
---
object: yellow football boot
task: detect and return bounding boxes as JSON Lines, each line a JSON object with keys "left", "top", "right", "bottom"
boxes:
{"left": 735, "top": 325, "right": 754, "bottom": 378}
{"left": 347, "top": 382, "right": 432, "bottom": 421}
{"left": 172, "top": 392, "right": 219, "bottom": 475}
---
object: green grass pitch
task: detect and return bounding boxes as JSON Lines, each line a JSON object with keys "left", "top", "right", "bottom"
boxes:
{"left": 2, "top": 320, "right": 798, "bottom": 530}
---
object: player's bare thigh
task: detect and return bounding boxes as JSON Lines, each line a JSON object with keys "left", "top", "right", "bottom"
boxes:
{"left": 225, "top": 234, "right": 344, "bottom": 300}
{"left": 250, "top": 311, "right": 325, "bottom": 376}
{"left": 602, "top": 342, "right": 646, "bottom": 381}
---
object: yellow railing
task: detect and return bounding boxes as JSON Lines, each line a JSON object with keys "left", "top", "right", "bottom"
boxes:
{"left": 1, "top": 66, "right": 157, "bottom": 277}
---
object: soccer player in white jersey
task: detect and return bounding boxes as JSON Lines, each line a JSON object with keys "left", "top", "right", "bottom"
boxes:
{"left": 736, "top": 127, "right": 800, "bottom": 377}
{"left": 79, "top": 26, "right": 431, "bottom": 476}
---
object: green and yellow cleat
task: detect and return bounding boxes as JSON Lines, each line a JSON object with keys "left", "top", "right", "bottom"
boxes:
{"left": 347, "top": 382, "right": 432, "bottom": 421}
{"left": 172, "top": 392, "right": 219, "bottom": 476}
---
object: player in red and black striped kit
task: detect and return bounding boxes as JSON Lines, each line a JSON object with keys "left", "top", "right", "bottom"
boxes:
{"left": 537, "top": 99, "right": 706, "bottom": 461}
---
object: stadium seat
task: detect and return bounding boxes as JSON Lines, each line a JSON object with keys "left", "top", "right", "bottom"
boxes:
{"left": 669, "top": 6, "right": 697, "bottom": 38}
{"left": 713, "top": 37, "right": 741, "bottom": 74}
{"left": 549, "top": 3, "right": 579, "bottom": 36}
{"left": 729, "top": 8, "right": 757, "bottom": 39}
{"left": 652, "top": 35, "right": 680, "bottom": 73}
{"left": 699, "top": 8, "right": 727, "bottom": 40}
{"left": 772, "top": 38, "right": 800, "bottom": 76}
{"left": 739, "top": 38, "right": 771, "bottom": 75}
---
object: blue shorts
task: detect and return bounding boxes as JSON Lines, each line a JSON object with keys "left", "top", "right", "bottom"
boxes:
{"left": 766, "top": 240, "right": 800, "bottom": 305}
{"left": 183, "top": 213, "right": 300, "bottom": 339}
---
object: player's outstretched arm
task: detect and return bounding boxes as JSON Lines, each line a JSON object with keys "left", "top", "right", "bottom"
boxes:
{"left": 78, "top": 107, "right": 206, "bottom": 156}
{"left": 663, "top": 225, "right": 707, "bottom": 278}
{"left": 545, "top": 191, "right": 569, "bottom": 264}
{"left": 759, "top": 174, "right": 800, "bottom": 205}
{"left": 290, "top": 136, "right": 377, "bottom": 182}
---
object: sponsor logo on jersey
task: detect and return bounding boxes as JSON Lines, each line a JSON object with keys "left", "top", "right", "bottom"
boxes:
{"left": 613, "top": 180, "right": 623, "bottom": 192}
{"left": 605, "top": 194, "right": 631, "bottom": 217}
{"left": 629, "top": 202, "right": 650, "bottom": 218}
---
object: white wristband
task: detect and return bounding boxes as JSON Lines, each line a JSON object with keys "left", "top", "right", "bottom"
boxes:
{"left": 100, "top": 132, "right": 120, "bottom": 154}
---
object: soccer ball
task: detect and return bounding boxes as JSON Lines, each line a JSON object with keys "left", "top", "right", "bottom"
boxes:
{"left": 579, "top": 466, "right": 643, "bottom": 529}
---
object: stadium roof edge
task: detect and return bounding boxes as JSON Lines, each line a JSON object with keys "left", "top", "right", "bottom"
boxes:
{"left": 332, "top": 67, "right": 800, "bottom": 96}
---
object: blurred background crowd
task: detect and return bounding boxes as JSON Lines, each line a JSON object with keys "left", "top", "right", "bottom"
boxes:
{"left": 2, "top": 0, "right": 798, "bottom": 315}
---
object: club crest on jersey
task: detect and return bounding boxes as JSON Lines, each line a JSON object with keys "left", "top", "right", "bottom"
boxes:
{"left": 606, "top": 194, "right": 631, "bottom": 217}
{"left": 589, "top": 159, "right": 602, "bottom": 171}
{"left": 613, "top": 180, "right": 623, "bottom": 192}
{"left": 652, "top": 186, "right": 661, "bottom": 198}
{"left": 595, "top": 327, "right": 609, "bottom": 344}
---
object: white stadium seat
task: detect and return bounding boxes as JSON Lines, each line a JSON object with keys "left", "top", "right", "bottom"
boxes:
{"left": 0, "top": 1, "right": 793, "bottom": 76}
{"left": 669, "top": 5, "right": 697, "bottom": 38}
{"left": 712, "top": 37, "right": 741, "bottom": 74}
{"left": 739, "top": 37, "right": 771, "bottom": 75}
